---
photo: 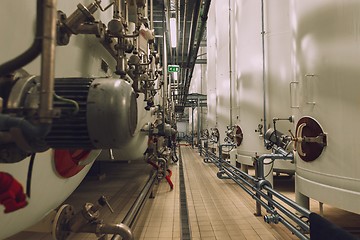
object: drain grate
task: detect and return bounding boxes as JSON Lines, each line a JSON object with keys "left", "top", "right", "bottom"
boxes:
{"left": 179, "top": 146, "right": 191, "bottom": 240}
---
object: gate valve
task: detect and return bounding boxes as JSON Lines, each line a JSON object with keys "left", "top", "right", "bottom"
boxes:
{"left": 0, "top": 172, "right": 28, "bottom": 213}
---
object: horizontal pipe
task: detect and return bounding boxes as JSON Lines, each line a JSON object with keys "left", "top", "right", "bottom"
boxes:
{"left": 279, "top": 217, "right": 310, "bottom": 240}
{"left": 257, "top": 189, "right": 309, "bottom": 232}
{"left": 80, "top": 223, "right": 133, "bottom": 240}
{"left": 111, "top": 171, "right": 157, "bottom": 240}
{"left": 201, "top": 144, "right": 310, "bottom": 239}
{"left": 264, "top": 185, "right": 311, "bottom": 217}
{"left": 0, "top": 114, "right": 50, "bottom": 142}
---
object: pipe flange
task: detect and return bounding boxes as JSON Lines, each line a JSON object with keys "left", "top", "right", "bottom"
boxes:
{"left": 52, "top": 204, "right": 76, "bottom": 240}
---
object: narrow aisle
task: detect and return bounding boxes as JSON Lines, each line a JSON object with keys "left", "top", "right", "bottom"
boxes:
{"left": 134, "top": 162, "right": 180, "bottom": 240}
{"left": 181, "top": 146, "right": 296, "bottom": 240}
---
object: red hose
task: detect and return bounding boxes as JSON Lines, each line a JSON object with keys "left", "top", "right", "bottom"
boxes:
{"left": 165, "top": 169, "right": 173, "bottom": 190}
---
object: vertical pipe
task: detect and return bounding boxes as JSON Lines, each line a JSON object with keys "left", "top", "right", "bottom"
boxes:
{"left": 228, "top": 0, "right": 233, "bottom": 126}
{"left": 175, "top": 0, "right": 179, "bottom": 64}
{"left": 181, "top": 0, "right": 188, "bottom": 67}
{"left": 180, "top": 0, "right": 188, "bottom": 104}
{"left": 197, "top": 98, "right": 201, "bottom": 147}
{"left": 191, "top": 106, "right": 194, "bottom": 148}
{"left": 261, "top": 0, "right": 267, "bottom": 138}
{"left": 150, "top": 0, "right": 154, "bottom": 29}
{"left": 163, "top": 26, "right": 168, "bottom": 129}
{"left": 113, "top": 0, "right": 122, "bottom": 19}
{"left": 39, "top": 0, "right": 57, "bottom": 123}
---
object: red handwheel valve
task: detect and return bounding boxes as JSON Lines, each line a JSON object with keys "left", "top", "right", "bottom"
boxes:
{"left": 0, "top": 172, "right": 28, "bottom": 213}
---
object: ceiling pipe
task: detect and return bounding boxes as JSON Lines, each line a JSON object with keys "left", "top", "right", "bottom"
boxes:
{"left": 181, "top": 0, "right": 201, "bottom": 105}
{"left": 182, "top": 0, "right": 211, "bottom": 107}
{"left": 180, "top": 0, "right": 188, "bottom": 103}
{"left": 175, "top": 0, "right": 179, "bottom": 64}
{"left": 163, "top": 0, "right": 173, "bottom": 62}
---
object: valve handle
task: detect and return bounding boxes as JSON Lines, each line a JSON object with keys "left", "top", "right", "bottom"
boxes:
{"left": 295, "top": 122, "right": 307, "bottom": 157}
{"left": 98, "top": 196, "right": 114, "bottom": 213}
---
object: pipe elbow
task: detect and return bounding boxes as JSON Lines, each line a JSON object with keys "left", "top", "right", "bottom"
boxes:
{"left": 100, "top": 223, "right": 133, "bottom": 240}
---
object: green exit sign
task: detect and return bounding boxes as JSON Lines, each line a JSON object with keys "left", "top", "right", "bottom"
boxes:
{"left": 168, "top": 65, "right": 180, "bottom": 73}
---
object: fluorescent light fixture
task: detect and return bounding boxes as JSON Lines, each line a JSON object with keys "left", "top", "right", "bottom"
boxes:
{"left": 170, "top": 17, "right": 177, "bottom": 48}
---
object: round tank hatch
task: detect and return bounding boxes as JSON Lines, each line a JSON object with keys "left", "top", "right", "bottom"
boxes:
{"left": 234, "top": 125, "right": 244, "bottom": 146}
{"left": 295, "top": 116, "right": 327, "bottom": 162}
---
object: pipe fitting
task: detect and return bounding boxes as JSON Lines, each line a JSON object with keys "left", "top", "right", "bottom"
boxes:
{"left": 264, "top": 213, "right": 280, "bottom": 224}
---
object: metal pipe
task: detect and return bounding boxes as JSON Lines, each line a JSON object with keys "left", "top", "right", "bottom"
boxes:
{"left": 182, "top": 0, "right": 201, "bottom": 103}
{"left": 261, "top": 0, "right": 267, "bottom": 139}
{"left": 228, "top": 0, "right": 233, "bottom": 126}
{"left": 163, "top": 30, "right": 168, "bottom": 130}
{"left": 181, "top": 0, "right": 188, "bottom": 67}
{"left": 264, "top": 185, "right": 310, "bottom": 217}
{"left": 279, "top": 217, "right": 309, "bottom": 240}
{"left": 183, "top": 0, "right": 211, "bottom": 105}
{"left": 111, "top": 171, "right": 157, "bottom": 240}
{"left": 39, "top": 0, "right": 57, "bottom": 123}
{"left": 150, "top": 0, "right": 154, "bottom": 29}
{"left": 113, "top": 0, "right": 122, "bottom": 19}
{"left": 163, "top": 0, "right": 172, "bottom": 62}
{"left": 176, "top": 0, "right": 180, "bottom": 64}
{"left": 202, "top": 151, "right": 310, "bottom": 239}
{"left": 258, "top": 190, "right": 309, "bottom": 232}
{"left": 0, "top": 0, "right": 43, "bottom": 76}
{"left": 191, "top": 106, "right": 194, "bottom": 148}
{"left": 256, "top": 153, "right": 293, "bottom": 180}
{"left": 80, "top": 223, "right": 133, "bottom": 240}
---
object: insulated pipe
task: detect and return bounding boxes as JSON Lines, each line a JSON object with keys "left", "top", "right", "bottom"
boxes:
{"left": 39, "top": 0, "right": 57, "bottom": 123}
{"left": 0, "top": 0, "right": 43, "bottom": 76}
{"left": 181, "top": 0, "right": 188, "bottom": 67}
{"left": 182, "top": 0, "right": 201, "bottom": 103}
{"left": 163, "top": 0, "right": 173, "bottom": 62}
{"left": 180, "top": 0, "right": 188, "bottom": 95}
{"left": 176, "top": 0, "right": 180, "bottom": 64}
{"left": 183, "top": 0, "right": 210, "bottom": 105}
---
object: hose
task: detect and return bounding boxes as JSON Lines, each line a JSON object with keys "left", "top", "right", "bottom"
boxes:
{"left": 0, "top": 0, "right": 44, "bottom": 76}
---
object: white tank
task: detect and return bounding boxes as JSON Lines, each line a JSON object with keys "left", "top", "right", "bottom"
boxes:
{"left": 291, "top": 0, "right": 360, "bottom": 214}
{"left": 0, "top": 1, "right": 154, "bottom": 238}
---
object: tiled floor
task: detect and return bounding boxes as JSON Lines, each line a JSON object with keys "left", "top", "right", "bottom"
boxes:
{"left": 6, "top": 145, "right": 360, "bottom": 239}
